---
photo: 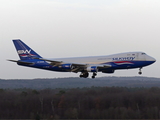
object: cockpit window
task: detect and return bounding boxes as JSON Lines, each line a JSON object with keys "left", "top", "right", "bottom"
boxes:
{"left": 142, "top": 53, "right": 146, "bottom": 55}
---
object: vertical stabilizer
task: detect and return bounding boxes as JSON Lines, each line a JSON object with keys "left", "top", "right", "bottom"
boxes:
{"left": 13, "top": 39, "right": 41, "bottom": 60}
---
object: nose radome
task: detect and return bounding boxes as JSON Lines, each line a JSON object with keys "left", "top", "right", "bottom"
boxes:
{"left": 152, "top": 57, "right": 156, "bottom": 63}
{"left": 147, "top": 55, "right": 156, "bottom": 62}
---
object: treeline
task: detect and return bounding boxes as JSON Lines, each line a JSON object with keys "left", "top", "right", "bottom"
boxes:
{"left": 0, "top": 87, "right": 160, "bottom": 119}
{"left": 1, "top": 76, "right": 160, "bottom": 89}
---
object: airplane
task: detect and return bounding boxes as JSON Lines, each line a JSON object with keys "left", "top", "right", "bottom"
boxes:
{"left": 8, "top": 39, "right": 156, "bottom": 78}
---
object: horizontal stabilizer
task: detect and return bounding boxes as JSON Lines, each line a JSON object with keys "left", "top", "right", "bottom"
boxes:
{"left": 8, "top": 59, "right": 34, "bottom": 65}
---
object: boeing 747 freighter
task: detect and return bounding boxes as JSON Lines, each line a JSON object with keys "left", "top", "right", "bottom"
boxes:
{"left": 8, "top": 40, "right": 156, "bottom": 78}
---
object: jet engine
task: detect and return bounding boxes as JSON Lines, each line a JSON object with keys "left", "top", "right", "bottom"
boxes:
{"left": 86, "top": 66, "right": 98, "bottom": 72}
{"left": 102, "top": 69, "right": 115, "bottom": 73}
{"left": 58, "top": 64, "right": 73, "bottom": 70}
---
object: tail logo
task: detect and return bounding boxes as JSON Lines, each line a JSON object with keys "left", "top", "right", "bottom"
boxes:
{"left": 17, "top": 49, "right": 36, "bottom": 57}
{"left": 17, "top": 50, "right": 31, "bottom": 54}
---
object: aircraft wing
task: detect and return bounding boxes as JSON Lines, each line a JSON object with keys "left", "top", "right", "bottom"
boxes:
{"left": 36, "top": 58, "right": 112, "bottom": 72}
{"left": 35, "top": 58, "right": 87, "bottom": 73}
{"left": 36, "top": 58, "right": 87, "bottom": 66}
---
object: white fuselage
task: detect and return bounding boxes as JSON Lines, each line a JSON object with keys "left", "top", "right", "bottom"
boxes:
{"left": 51, "top": 52, "right": 155, "bottom": 65}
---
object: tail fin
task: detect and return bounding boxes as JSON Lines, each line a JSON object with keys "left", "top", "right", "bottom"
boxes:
{"left": 13, "top": 39, "right": 42, "bottom": 60}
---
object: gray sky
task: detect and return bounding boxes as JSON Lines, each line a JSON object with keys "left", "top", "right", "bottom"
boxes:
{"left": 0, "top": 0, "right": 159, "bottom": 79}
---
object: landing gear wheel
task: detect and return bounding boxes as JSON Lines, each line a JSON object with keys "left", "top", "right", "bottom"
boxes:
{"left": 138, "top": 71, "right": 142, "bottom": 75}
{"left": 79, "top": 75, "right": 83, "bottom": 78}
{"left": 84, "top": 72, "right": 89, "bottom": 78}
{"left": 138, "top": 68, "right": 142, "bottom": 75}
{"left": 79, "top": 72, "right": 89, "bottom": 78}
{"left": 92, "top": 76, "right": 95, "bottom": 79}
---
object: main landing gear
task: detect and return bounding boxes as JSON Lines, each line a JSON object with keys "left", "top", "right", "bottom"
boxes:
{"left": 92, "top": 72, "right": 97, "bottom": 79}
{"left": 138, "top": 68, "right": 142, "bottom": 75}
{"left": 79, "top": 72, "right": 89, "bottom": 78}
{"left": 79, "top": 72, "right": 97, "bottom": 78}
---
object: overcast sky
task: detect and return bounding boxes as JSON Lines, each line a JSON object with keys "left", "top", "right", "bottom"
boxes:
{"left": 0, "top": 0, "right": 159, "bottom": 79}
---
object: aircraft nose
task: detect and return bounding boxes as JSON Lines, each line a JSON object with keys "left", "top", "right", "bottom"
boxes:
{"left": 147, "top": 55, "right": 156, "bottom": 63}
{"left": 153, "top": 57, "right": 156, "bottom": 62}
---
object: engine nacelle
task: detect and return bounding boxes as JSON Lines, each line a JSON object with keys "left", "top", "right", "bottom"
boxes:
{"left": 102, "top": 69, "right": 115, "bottom": 74}
{"left": 58, "top": 64, "right": 72, "bottom": 70}
{"left": 86, "top": 66, "right": 98, "bottom": 72}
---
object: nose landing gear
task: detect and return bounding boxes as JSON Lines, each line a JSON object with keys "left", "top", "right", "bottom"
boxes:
{"left": 138, "top": 68, "right": 142, "bottom": 75}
